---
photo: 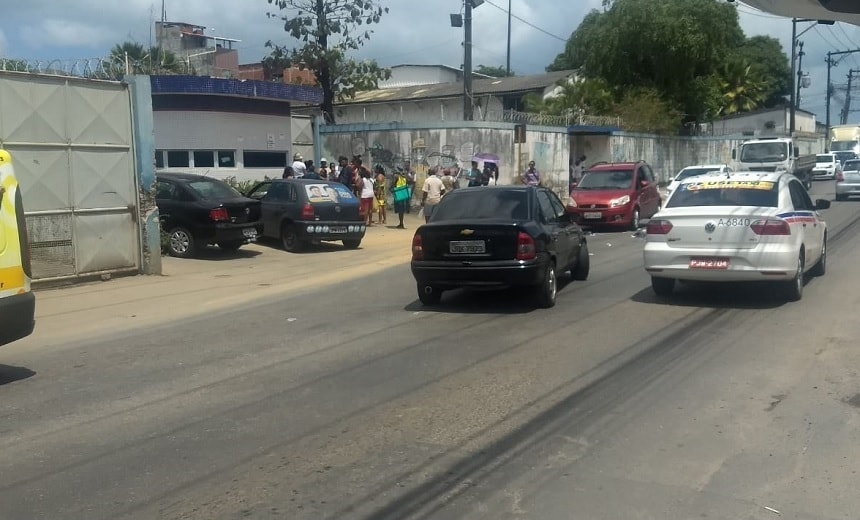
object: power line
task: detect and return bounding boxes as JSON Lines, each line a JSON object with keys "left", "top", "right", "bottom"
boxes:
{"left": 482, "top": 0, "right": 567, "bottom": 42}
{"left": 735, "top": 3, "right": 784, "bottom": 19}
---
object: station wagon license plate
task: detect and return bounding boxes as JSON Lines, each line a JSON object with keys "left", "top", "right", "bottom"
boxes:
{"left": 689, "top": 257, "right": 729, "bottom": 269}
{"left": 449, "top": 240, "right": 486, "bottom": 254}
{"left": 329, "top": 226, "right": 347, "bottom": 234}
{"left": 583, "top": 212, "right": 602, "bottom": 219}
{"left": 242, "top": 228, "right": 257, "bottom": 238}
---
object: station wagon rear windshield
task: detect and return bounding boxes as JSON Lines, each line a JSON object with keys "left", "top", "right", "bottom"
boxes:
{"left": 667, "top": 180, "right": 779, "bottom": 208}
{"left": 186, "top": 179, "right": 242, "bottom": 200}
{"left": 431, "top": 189, "right": 529, "bottom": 221}
{"left": 578, "top": 170, "right": 633, "bottom": 189}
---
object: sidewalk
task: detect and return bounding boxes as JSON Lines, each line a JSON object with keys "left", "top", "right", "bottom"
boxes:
{"left": 17, "top": 213, "right": 423, "bottom": 350}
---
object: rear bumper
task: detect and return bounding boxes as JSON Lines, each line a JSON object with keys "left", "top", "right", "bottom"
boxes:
{"left": 0, "top": 291, "right": 35, "bottom": 346}
{"left": 569, "top": 205, "right": 633, "bottom": 226}
{"left": 411, "top": 257, "right": 548, "bottom": 289}
{"left": 197, "top": 222, "right": 259, "bottom": 244}
{"left": 643, "top": 243, "right": 799, "bottom": 281}
{"left": 297, "top": 221, "right": 366, "bottom": 242}
{"left": 836, "top": 183, "right": 860, "bottom": 196}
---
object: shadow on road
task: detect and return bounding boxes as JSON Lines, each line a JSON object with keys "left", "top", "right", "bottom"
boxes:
{"left": 0, "top": 365, "right": 36, "bottom": 386}
{"left": 630, "top": 280, "right": 797, "bottom": 309}
{"left": 403, "top": 278, "right": 577, "bottom": 315}
{"left": 255, "top": 237, "right": 360, "bottom": 255}
{"left": 188, "top": 247, "right": 263, "bottom": 261}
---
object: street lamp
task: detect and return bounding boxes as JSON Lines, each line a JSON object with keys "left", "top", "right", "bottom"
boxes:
{"left": 790, "top": 18, "right": 834, "bottom": 134}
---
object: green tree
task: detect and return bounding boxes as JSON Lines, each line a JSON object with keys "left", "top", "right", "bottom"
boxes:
{"left": 265, "top": 0, "right": 392, "bottom": 124}
{"left": 109, "top": 42, "right": 181, "bottom": 75}
{"left": 717, "top": 59, "right": 768, "bottom": 115}
{"left": 736, "top": 35, "right": 791, "bottom": 107}
{"left": 548, "top": 0, "right": 746, "bottom": 122}
{"left": 612, "top": 88, "right": 683, "bottom": 134}
{"left": 475, "top": 64, "right": 514, "bottom": 77}
{"left": 524, "top": 77, "right": 614, "bottom": 115}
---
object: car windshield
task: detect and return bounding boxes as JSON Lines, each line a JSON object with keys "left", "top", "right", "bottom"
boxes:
{"left": 831, "top": 141, "right": 856, "bottom": 152}
{"left": 739, "top": 142, "right": 788, "bottom": 162}
{"left": 675, "top": 168, "right": 718, "bottom": 182}
{"left": 843, "top": 160, "right": 860, "bottom": 172}
{"left": 431, "top": 189, "right": 530, "bottom": 221}
{"left": 667, "top": 180, "right": 779, "bottom": 208}
{"left": 578, "top": 170, "right": 633, "bottom": 190}
{"left": 816, "top": 155, "right": 834, "bottom": 163}
{"left": 186, "top": 179, "right": 243, "bottom": 200}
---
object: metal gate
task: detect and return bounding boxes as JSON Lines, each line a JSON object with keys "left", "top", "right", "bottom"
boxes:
{"left": 0, "top": 72, "right": 140, "bottom": 280}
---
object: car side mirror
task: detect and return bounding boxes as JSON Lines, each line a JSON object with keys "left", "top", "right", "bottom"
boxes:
{"left": 731, "top": 149, "right": 736, "bottom": 160}
{"left": 794, "top": 147, "right": 800, "bottom": 158}
{"left": 815, "top": 199, "right": 831, "bottom": 210}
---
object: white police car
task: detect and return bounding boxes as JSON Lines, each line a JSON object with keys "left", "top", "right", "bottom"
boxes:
{"left": 643, "top": 170, "right": 829, "bottom": 301}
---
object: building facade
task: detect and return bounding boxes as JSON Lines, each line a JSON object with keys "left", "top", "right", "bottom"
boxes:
{"left": 155, "top": 21, "right": 241, "bottom": 78}
{"left": 151, "top": 76, "right": 322, "bottom": 182}
{"left": 708, "top": 106, "right": 818, "bottom": 136}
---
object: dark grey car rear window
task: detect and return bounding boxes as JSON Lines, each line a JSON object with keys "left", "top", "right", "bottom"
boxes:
{"left": 431, "top": 189, "right": 530, "bottom": 221}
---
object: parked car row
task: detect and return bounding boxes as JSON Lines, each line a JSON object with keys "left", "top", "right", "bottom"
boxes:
{"left": 156, "top": 173, "right": 367, "bottom": 257}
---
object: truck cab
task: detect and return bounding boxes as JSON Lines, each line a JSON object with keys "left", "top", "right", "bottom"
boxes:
{"left": 732, "top": 137, "right": 815, "bottom": 189}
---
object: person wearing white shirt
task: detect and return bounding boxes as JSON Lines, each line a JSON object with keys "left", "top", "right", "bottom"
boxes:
{"left": 291, "top": 153, "right": 307, "bottom": 178}
{"left": 421, "top": 168, "right": 446, "bottom": 223}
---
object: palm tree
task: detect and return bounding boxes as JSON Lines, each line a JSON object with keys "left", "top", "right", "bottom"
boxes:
{"left": 718, "top": 60, "right": 768, "bottom": 116}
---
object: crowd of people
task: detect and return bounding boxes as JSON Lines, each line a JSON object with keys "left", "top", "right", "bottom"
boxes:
{"left": 284, "top": 152, "right": 590, "bottom": 225}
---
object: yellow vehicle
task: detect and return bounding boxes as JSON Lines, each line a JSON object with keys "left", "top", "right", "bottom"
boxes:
{"left": 0, "top": 150, "right": 35, "bottom": 346}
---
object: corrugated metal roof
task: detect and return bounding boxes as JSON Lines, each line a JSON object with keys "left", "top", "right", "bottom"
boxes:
{"left": 343, "top": 70, "right": 575, "bottom": 104}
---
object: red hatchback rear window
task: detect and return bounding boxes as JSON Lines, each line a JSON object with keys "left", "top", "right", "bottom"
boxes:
{"left": 578, "top": 170, "right": 634, "bottom": 190}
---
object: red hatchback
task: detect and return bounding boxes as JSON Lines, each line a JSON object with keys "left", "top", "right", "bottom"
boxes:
{"left": 567, "top": 161, "right": 662, "bottom": 230}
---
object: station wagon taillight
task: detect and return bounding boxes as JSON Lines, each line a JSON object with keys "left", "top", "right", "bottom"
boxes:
{"left": 516, "top": 232, "right": 536, "bottom": 260}
{"left": 411, "top": 233, "right": 423, "bottom": 260}
{"left": 301, "top": 202, "right": 315, "bottom": 220}
{"left": 209, "top": 207, "right": 229, "bottom": 222}
{"left": 646, "top": 219, "right": 673, "bottom": 235}
{"left": 750, "top": 219, "right": 791, "bottom": 235}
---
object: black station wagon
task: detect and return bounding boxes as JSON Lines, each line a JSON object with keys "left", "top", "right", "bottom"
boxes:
{"left": 246, "top": 179, "right": 366, "bottom": 252}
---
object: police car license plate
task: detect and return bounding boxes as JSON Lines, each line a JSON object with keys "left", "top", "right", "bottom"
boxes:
{"left": 689, "top": 257, "right": 729, "bottom": 269}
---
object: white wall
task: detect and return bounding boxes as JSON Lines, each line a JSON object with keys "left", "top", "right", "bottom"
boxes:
{"left": 154, "top": 111, "right": 293, "bottom": 182}
{"left": 335, "top": 96, "right": 504, "bottom": 124}
{"left": 378, "top": 66, "right": 461, "bottom": 89}
{"left": 710, "top": 108, "right": 817, "bottom": 135}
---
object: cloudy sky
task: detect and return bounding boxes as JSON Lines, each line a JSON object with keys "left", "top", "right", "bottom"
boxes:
{"left": 2, "top": 0, "right": 860, "bottom": 123}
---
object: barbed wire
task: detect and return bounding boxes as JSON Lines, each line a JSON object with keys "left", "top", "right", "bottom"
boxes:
{"left": 0, "top": 55, "right": 226, "bottom": 81}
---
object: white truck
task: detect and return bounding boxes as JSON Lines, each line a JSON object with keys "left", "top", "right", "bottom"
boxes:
{"left": 828, "top": 124, "right": 860, "bottom": 164}
{"left": 732, "top": 137, "right": 816, "bottom": 189}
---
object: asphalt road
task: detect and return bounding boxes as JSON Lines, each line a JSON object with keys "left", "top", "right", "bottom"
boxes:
{"left": 2, "top": 180, "right": 860, "bottom": 520}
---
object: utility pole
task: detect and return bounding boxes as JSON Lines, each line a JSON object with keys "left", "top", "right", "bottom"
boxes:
{"left": 463, "top": 0, "right": 474, "bottom": 121}
{"left": 789, "top": 19, "right": 798, "bottom": 133}
{"left": 796, "top": 41, "right": 805, "bottom": 107}
{"left": 842, "top": 70, "right": 859, "bottom": 125}
{"left": 826, "top": 52, "right": 834, "bottom": 150}
{"left": 505, "top": 0, "right": 512, "bottom": 76}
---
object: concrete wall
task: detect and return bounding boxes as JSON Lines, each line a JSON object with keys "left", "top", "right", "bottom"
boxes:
{"left": 710, "top": 108, "right": 817, "bottom": 136}
{"left": 336, "top": 96, "right": 505, "bottom": 124}
{"left": 319, "top": 121, "right": 572, "bottom": 196}
{"left": 378, "top": 66, "right": 462, "bottom": 89}
{"left": 602, "top": 132, "right": 826, "bottom": 185}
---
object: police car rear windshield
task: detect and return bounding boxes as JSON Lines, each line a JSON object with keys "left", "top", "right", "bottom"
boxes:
{"left": 666, "top": 180, "right": 779, "bottom": 208}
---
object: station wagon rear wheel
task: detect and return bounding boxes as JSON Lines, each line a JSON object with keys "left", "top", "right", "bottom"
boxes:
{"left": 810, "top": 236, "right": 826, "bottom": 277}
{"left": 281, "top": 224, "right": 304, "bottom": 253}
{"left": 572, "top": 242, "right": 590, "bottom": 281}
